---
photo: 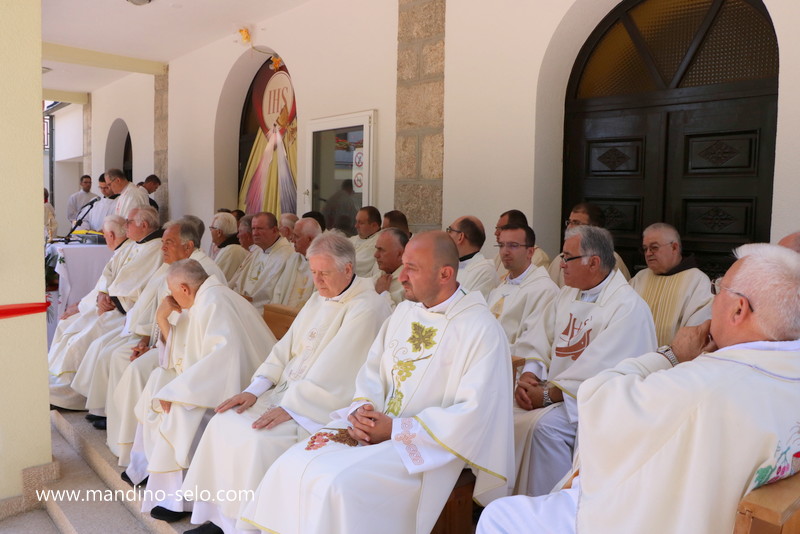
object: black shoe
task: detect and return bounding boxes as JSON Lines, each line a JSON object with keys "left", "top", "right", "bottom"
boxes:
{"left": 150, "top": 506, "right": 191, "bottom": 523}
{"left": 92, "top": 419, "right": 107, "bottom": 430}
{"left": 84, "top": 413, "right": 105, "bottom": 422}
{"left": 120, "top": 471, "right": 148, "bottom": 487}
{"left": 185, "top": 522, "right": 224, "bottom": 534}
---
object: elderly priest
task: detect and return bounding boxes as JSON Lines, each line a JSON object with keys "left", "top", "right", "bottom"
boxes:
{"left": 239, "top": 231, "right": 514, "bottom": 534}
{"left": 180, "top": 231, "right": 391, "bottom": 534}
{"left": 124, "top": 259, "right": 275, "bottom": 522}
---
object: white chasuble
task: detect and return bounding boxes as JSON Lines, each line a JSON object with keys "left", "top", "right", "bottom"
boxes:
{"left": 113, "top": 182, "right": 150, "bottom": 219}
{"left": 577, "top": 342, "right": 800, "bottom": 534}
{"left": 457, "top": 252, "right": 500, "bottom": 300}
{"left": 630, "top": 266, "right": 712, "bottom": 346}
{"left": 350, "top": 231, "right": 380, "bottom": 278}
{"left": 241, "top": 289, "right": 514, "bottom": 534}
{"left": 512, "top": 270, "right": 656, "bottom": 493}
{"left": 213, "top": 242, "right": 249, "bottom": 282}
{"left": 181, "top": 276, "right": 391, "bottom": 525}
{"left": 487, "top": 265, "right": 558, "bottom": 354}
{"left": 547, "top": 250, "right": 631, "bottom": 287}
{"left": 136, "top": 277, "right": 276, "bottom": 474}
{"left": 230, "top": 236, "right": 294, "bottom": 314}
{"left": 271, "top": 252, "right": 314, "bottom": 308}
{"left": 494, "top": 246, "right": 551, "bottom": 278}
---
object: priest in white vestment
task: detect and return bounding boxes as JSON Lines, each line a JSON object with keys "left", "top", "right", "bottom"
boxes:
{"left": 479, "top": 243, "right": 800, "bottom": 534}
{"left": 546, "top": 203, "right": 631, "bottom": 287}
{"left": 209, "top": 212, "right": 249, "bottom": 280}
{"left": 240, "top": 231, "right": 514, "bottom": 534}
{"left": 49, "top": 208, "right": 163, "bottom": 409}
{"left": 66, "top": 174, "right": 98, "bottom": 222}
{"left": 513, "top": 225, "right": 656, "bottom": 496}
{"left": 180, "top": 232, "right": 391, "bottom": 534}
{"left": 349, "top": 206, "right": 382, "bottom": 277}
{"left": 630, "top": 223, "right": 712, "bottom": 346}
{"left": 446, "top": 215, "right": 500, "bottom": 299}
{"left": 372, "top": 227, "right": 408, "bottom": 308}
{"left": 270, "top": 217, "right": 321, "bottom": 308}
{"left": 491, "top": 210, "right": 550, "bottom": 278}
{"left": 487, "top": 224, "right": 558, "bottom": 355}
{"left": 124, "top": 259, "right": 275, "bottom": 522}
{"left": 71, "top": 218, "right": 225, "bottom": 437}
{"left": 228, "top": 212, "right": 293, "bottom": 314}
{"left": 77, "top": 175, "right": 119, "bottom": 231}
{"left": 107, "top": 168, "right": 150, "bottom": 219}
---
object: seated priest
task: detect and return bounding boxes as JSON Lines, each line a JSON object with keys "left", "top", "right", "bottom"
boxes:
{"left": 478, "top": 244, "right": 800, "bottom": 534}
{"left": 372, "top": 226, "right": 408, "bottom": 307}
{"left": 350, "top": 206, "right": 383, "bottom": 277}
{"left": 630, "top": 222, "right": 712, "bottom": 346}
{"left": 209, "top": 211, "right": 249, "bottom": 281}
{"left": 238, "top": 231, "right": 514, "bottom": 534}
{"left": 513, "top": 225, "right": 656, "bottom": 497}
{"left": 70, "top": 217, "right": 224, "bottom": 438}
{"left": 179, "top": 231, "right": 392, "bottom": 534}
{"left": 270, "top": 217, "right": 322, "bottom": 308}
{"left": 492, "top": 210, "right": 550, "bottom": 278}
{"left": 487, "top": 224, "right": 558, "bottom": 354}
{"left": 227, "top": 211, "right": 294, "bottom": 314}
{"left": 123, "top": 259, "right": 276, "bottom": 522}
{"left": 446, "top": 215, "right": 500, "bottom": 299}
{"left": 49, "top": 207, "right": 163, "bottom": 409}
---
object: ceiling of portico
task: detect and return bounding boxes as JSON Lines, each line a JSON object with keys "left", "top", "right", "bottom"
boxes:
{"left": 42, "top": 0, "right": 308, "bottom": 98}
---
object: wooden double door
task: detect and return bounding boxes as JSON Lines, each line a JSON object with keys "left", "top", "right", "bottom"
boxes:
{"left": 564, "top": 93, "right": 776, "bottom": 278}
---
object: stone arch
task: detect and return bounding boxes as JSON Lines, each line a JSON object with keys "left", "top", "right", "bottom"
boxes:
{"left": 212, "top": 47, "right": 278, "bottom": 212}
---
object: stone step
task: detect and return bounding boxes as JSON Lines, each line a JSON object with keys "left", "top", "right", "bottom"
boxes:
{"left": 0, "top": 508, "right": 60, "bottom": 534}
{"left": 50, "top": 410, "right": 194, "bottom": 534}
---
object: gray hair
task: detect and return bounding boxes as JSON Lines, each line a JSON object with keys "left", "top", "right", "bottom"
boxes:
{"left": 382, "top": 227, "right": 410, "bottom": 249}
{"left": 730, "top": 243, "right": 800, "bottom": 341}
{"left": 167, "top": 258, "right": 209, "bottom": 292}
{"left": 296, "top": 217, "right": 322, "bottom": 238}
{"left": 239, "top": 214, "right": 254, "bottom": 233}
{"left": 163, "top": 218, "right": 202, "bottom": 249}
{"left": 306, "top": 230, "right": 356, "bottom": 272}
{"left": 129, "top": 206, "right": 160, "bottom": 229}
{"left": 643, "top": 222, "right": 682, "bottom": 252}
{"left": 280, "top": 213, "right": 299, "bottom": 229}
{"left": 182, "top": 215, "right": 205, "bottom": 242}
{"left": 212, "top": 212, "right": 238, "bottom": 236}
{"left": 565, "top": 225, "right": 615, "bottom": 273}
{"left": 102, "top": 214, "right": 127, "bottom": 237}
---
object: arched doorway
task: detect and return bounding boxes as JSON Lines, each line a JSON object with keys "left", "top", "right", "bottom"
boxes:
{"left": 563, "top": 0, "right": 778, "bottom": 277}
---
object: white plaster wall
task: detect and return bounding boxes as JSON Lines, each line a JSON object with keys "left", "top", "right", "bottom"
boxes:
{"left": 168, "top": 0, "right": 397, "bottom": 238}
{"left": 53, "top": 161, "right": 82, "bottom": 235}
{"left": 0, "top": 0, "right": 51, "bottom": 501}
{"left": 91, "top": 73, "right": 155, "bottom": 182}
{"left": 53, "top": 104, "right": 83, "bottom": 162}
{"left": 444, "top": 0, "right": 796, "bottom": 258}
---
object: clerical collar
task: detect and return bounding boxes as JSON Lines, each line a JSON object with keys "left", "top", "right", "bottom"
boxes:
{"left": 219, "top": 234, "right": 239, "bottom": 249}
{"left": 107, "top": 193, "right": 120, "bottom": 199}
{"left": 260, "top": 238, "right": 280, "bottom": 254}
{"left": 506, "top": 263, "right": 533, "bottom": 286}
{"left": 137, "top": 228, "right": 164, "bottom": 244}
{"left": 419, "top": 284, "right": 465, "bottom": 312}
{"left": 662, "top": 254, "right": 699, "bottom": 276}
{"left": 459, "top": 251, "right": 479, "bottom": 262}
{"left": 114, "top": 238, "right": 129, "bottom": 251}
{"left": 579, "top": 270, "right": 613, "bottom": 303}
{"left": 326, "top": 274, "right": 357, "bottom": 302}
{"left": 716, "top": 338, "right": 800, "bottom": 353}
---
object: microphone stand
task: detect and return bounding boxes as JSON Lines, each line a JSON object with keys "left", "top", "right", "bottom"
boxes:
{"left": 59, "top": 198, "right": 98, "bottom": 244}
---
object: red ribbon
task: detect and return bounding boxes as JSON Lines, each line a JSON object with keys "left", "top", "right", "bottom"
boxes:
{"left": 0, "top": 302, "right": 50, "bottom": 320}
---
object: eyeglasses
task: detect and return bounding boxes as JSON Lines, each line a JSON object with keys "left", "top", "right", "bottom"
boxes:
{"left": 495, "top": 242, "right": 528, "bottom": 250}
{"left": 564, "top": 219, "right": 587, "bottom": 228}
{"left": 711, "top": 277, "right": 755, "bottom": 312}
{"left": 209, "top": 226, "right": 219, "bottom": 231}
{"left": 445, "top": 226, "right": 463, "bottom": 235}
{"left": 559, "top": 253, "right": 587, "bottom": 265}
{"left": 642, "top": 241, "right": 674, "bottom": 254}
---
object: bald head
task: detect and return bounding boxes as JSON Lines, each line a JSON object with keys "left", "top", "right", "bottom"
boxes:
{"left": 424, "top": 231, "right": 459, "bottom": 272}
{"left": 778, "top": 232, "right": 800, "bottom": 253}
{"left": 448, "top": 215, "right": 486, "bottom": 256}
{"left": 399, "top": 231, "right": 459, "bottom": 307}
{"left": 293, "top": 217, "right": 322, "bottom": 256}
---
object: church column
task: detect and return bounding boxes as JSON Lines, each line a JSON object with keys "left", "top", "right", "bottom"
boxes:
{"left": 154, "top": 70, "right": 169, "bottom": 222}
{"left": 395, "top": 0, "right": 445, "bottom": 233}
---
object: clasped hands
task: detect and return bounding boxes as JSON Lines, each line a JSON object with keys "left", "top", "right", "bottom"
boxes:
{"left": 347, "top": 404, "right": 392, "bottom": 446}
{"left": 515, "top": 372, "right": 548, "bottom": 411}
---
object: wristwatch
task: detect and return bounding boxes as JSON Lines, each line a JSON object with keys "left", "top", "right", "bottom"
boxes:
{"left": 542, "top": 387, "right": 553, "bottom": 407}
{"left": 657, "top": 345, "right": 679, "bottom": 367}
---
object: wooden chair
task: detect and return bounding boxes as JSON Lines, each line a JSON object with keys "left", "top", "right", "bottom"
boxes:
{"left": 431, "top": 469, "right": 476, "bottom": 534}
{"left": 735, "top": 472, "right": 800, "bottom": 533}
{"left": 262, "top": 303, "right": 299, "bottom": 340}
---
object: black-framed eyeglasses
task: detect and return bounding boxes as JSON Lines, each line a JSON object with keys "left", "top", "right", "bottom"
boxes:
{"left": 559, "top": 253, "right": 587, "bottom": 265}
{"left": 564, "top": 219, "right": 587, "bottom": 228}
{"left": 495, "top": 242, "right": 528, "bottom": 250}
{"left": 642, "top": 241, "right": 674, "bottom": 254}
{"left": 445, "top": 226, "right": 463, "bottom": 235}
{"left": 711, "top": 277, "right": 755, "bottom": 312}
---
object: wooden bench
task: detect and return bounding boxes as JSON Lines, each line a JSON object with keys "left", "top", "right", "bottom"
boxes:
{"left": 262, "top": 303, "right": 299, "bottom": 340}
{"left": 431, "top": 469, "right": 477, "bottom": 534}
{"left": 735, "top": 472, "right": 800, "bottom": 534}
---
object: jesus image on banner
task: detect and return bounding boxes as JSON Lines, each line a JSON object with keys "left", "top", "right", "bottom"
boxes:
{"left": 239, "top": 56, "right": 298, "bottom": 216}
